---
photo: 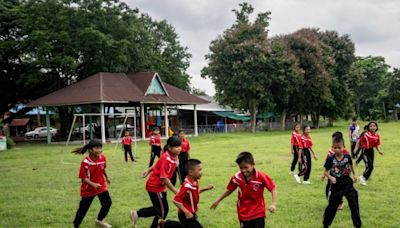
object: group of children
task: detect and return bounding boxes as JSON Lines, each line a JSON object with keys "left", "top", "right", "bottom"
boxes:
{"left": 70, "top": 119, "right": 382, "bottom": 228}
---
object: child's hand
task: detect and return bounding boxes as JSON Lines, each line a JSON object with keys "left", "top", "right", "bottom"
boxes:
{"left": 210, "top": 200, "right": 220, "bottom": 209}
{"left": 353, "top": 176, "right": 357, "bottom": 183}
{"left": 291, "top": 150, "right": 294, "bottom": 155}
{"left": 206, "top": 184, "right": 215, "bottom": 191}
{"left": 320, "top": 175, "right": 326, "bottom": 182}
{"left": 185, "top": 211, "right": 194, "bottom": 219}
{"left": 313, "top": 154, "right": 318, "bottom": 160}
{"left": 329, "top": 177, "right": 337, "bottom": 184}
{"left": 379, "top": 151, "right": 384, "bottom": 156}
{"left": 142, "top": 169, "right": 151, "bottom": 178}
{"left": 106, "top": 178, "right": 111, "bottom": 185}
{"left": 297, "top": 158, "right": 302, "bottom": 164}
{"left": 92, "top": 183, "right": 102, "bottom": 189}
{"left": 268, "top": 204, "right": 276, "bottom": 213}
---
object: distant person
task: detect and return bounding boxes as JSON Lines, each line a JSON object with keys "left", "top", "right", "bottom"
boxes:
{"left": 354, "top": 125, "right": 368, "bottom": 165}
{"left": 211, "top": 152, "right": 277, "bottom": 228}
{"left": 149, "top": 127, "right": 162, "bottom": 167}
{"left": 290, "top": 123, "right": 302, "bottom": 174}
{"left": 322, "top": 136, "right": 361, "bottom": 228}
{"left": 122, "top": 131, "right": 134, "bottom": 162}
{"left": 177, "top": 130, "right": 191, "bottom": 183}
{"left": 72, "top": 139, "right": 112, "bottom": 228}
{"left": 349, "top": 118, "right": 360, "bottom": 158}
{"left": 353, "top": 121, "right": 383, "bottom": 186}
{"left": 294, "top": 125, "right": 318, "bottom": 184}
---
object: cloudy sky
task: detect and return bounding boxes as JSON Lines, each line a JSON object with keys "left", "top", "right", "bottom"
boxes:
{"left": 124, "top": 0, "right": 400, "bottom": 95}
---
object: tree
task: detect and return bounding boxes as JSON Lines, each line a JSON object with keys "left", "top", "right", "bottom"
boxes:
{"left": 201, "top": 3, "right": 273, "bottom": 132}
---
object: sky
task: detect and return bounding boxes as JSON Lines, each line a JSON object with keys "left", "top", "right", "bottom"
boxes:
{"left": 124, "top": 0, "right": 400, "bottom": 95}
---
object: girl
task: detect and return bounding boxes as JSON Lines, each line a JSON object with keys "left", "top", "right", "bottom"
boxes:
{"left": 290, "top": 123, "right": 302, "bottom": 174}
{"left": 355, "top": 125, "right": 368, "bottom": 165}
{"left": 349, "top": 118, "right": 360, "bottom": 159}
{"left": 178, "top": 130, "right": 191, "bottom": 183}
{"left": 72, "top": 139, "right": 112, "bottom": 228}
{"left": 122, "top": 130, "right": 134, "bottom": 162}
{"left": 353, "top": 121, "right": 383, "bottom": 186}
{"left": 149, "top": 127, "right": 162, "bottom": 167}
{"left": 294, "top": 125, "right": 318, "bottom": 184}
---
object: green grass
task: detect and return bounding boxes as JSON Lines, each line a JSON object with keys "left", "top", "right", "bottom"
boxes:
{"left": 1, "top": 121, "right": 399, "bottom": 227}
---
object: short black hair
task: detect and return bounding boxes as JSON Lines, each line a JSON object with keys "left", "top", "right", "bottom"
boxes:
{"left": 235, "top": 152, "right": 254, "bottom": 165}
{"left": 187, "top": 159, "right": 201, "bottom": 171}
{"left": 352, "top": 117, "right": 357, "bottom": 122}
{"left": 153, "top": 127, "right": 160, "bottom": 131}
{"left": 303, "top": 125, "right": 311, "bottom": 132}
{"left": 167, "top": 136, "right": 181, "bottom": 147}
{"left": 333, "top": 136, "right": 344, "bottom": 145}
{"left": 332, "top": 131, "right": 343, "bottom": 139}
{"left": 178, "top": 129, "right": 184, "bottom": 134}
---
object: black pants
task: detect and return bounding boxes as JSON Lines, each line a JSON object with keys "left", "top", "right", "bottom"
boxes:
{"left": 124, "top": 145, "right": 134, "bottom": 162}
{"left": 355, "top": 148, "right": 364, "bottom": 164}
{"left": 362, "top": 148, "right": 374, "bottom": 180}
{"left": 290, "top": 146, "right": 299, "bottom": 172}
{"left": 137, "top": 191, "right": 169, "bottom": 228}
{"left": 298, "top": 149, "right": 312, "bottom": 181}
{"left": 149, "top": 146, "right": 161, "bottom": 167}
{"left": 323, "top": 181, "right": 361, "bottom": 228}
{"left": 325, "top": 179, "right": 343, "bottom": 204}
{"left": 351, "top": 142, "right": 357, "bottom": 158}
{"left": 178, "top": 152, "right": 189, "bottom": 183}
{"left": 73, "top": 191, "right": 112, "bottom": 228}
{"left": 178, "top": 213, "right": 203, "bottom": 228}
{"left": 171, "top": 169, "right": 178, "bottom": 186}
{"left": 240, "top": 217, "right": 265, "bottom": 228}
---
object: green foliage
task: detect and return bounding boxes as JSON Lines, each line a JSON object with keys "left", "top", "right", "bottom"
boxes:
{"left": 6, "top": 136, "right": 16, "bottom": 149}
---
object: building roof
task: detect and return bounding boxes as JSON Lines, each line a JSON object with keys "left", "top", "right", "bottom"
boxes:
{"left": 178, "top": 95, "right": 233, "bottom": 112}
{"left": 9, "top": 118, "right": 30, "bottom": 127}
{"left": 27, "top": 72, "right": 208, "bottom": 107}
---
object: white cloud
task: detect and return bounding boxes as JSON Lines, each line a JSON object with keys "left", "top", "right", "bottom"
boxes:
{"left": 124, "top": 0, "right": 400, "bottom": 95}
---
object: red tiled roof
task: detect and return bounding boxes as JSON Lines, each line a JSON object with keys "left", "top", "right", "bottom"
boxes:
{"left": 28, "top": 72, "right": 208, "bottom": 107}
{"left": 9, "top": 118, "right": 30, "bottom": 126}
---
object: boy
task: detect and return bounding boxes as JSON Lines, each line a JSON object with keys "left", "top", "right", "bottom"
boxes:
{"left": 172, "top": 159, "right": 214, "bottom": 228}
{"left": 122, "top": 130, "right": 134, "bottom": 162}
{"left": 323, "top": 137, "right": 361, "bottom": 228}
{"left": 211, "top": 152, "right": 277, "bottom": 228}
{"left": 349, "top": 118, "right": 360, "bottom": 158}
{"left": 149, "top": 127, "right": 162, "bottom": 167}
{"left": 131, "top": 136, "right": 181, "bottom": 228}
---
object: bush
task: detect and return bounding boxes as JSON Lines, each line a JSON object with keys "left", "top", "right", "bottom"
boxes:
{"left": 6, "top": 137, "right": 16, "bottom": 149}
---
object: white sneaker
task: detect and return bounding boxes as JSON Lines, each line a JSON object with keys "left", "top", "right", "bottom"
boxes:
{"left": 302, "top": 181, "right": 311, "bottom": 185}
{"left": 130, "top": 210, "right": 139, "bottom": 228}
{"left": 95, "top": 219, "right": 112, "bottom": 228}
{"left": 294, "top": 174, "right": 301, "bottom": 184}
{"left": 289, "top": 171, "right": 295, "bottom": 175}
{"left": 359, "top": 176, "right": 367, "bottom": 186}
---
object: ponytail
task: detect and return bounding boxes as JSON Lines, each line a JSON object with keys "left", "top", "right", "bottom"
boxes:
{"left": 72, "top": 139, "right": 102, "bottom": 154}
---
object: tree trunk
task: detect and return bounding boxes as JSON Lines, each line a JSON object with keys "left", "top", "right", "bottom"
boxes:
{"left": 311, "top": 113, "right": 320, "bottom": 129}
{"left": 280, "top": 109, "right": 287, "bottom": 131}
{"left": 58, "top": 106, "right": 74, "bottom": 139}
{"left": 299, "top": 114, "right": 303, "bottom": 126}
{"left": 249, "top": 102, "right": 258, "bottom": 133}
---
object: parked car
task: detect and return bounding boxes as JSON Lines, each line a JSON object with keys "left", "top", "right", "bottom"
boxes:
{"left": 25, "top": 127, "right": 58, "bottom": 139}
{"left": 74, "top": 123, "right": 98, "bottom": 133}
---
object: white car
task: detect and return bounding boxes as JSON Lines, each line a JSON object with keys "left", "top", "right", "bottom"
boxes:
{"left": 25, "top": 127, "right": 58, "bottom": 139}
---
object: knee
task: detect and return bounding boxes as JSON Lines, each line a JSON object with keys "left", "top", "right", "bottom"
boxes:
{"left": 102, "top": 198, "right": 112, "bottom": 208}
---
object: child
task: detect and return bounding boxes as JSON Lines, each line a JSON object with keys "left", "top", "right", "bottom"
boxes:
{"left": 172, "top": 159, "right": 214, "bottom": 228}
{"left": 349, "top": 118, "right": 360, "bottom": 159}
{"left": 72, "top": 139, "right": 112, "bottom": 228}
{"left": 149, "top": 127, "right": 162, "bottom": 167}
{"left": 323, "top": 137, "right": 361, "bottom": 228}
{"left": 177, "top": 130, "right": 191, "bottom": 183}
{"left": 321, "top": 132, "right": 350, "bottom": 210}
{"left": 131, "top": 136, "right": 181, "bottom": 228}
{"left": 211, "top": 152, "right": 277, "bottom": 228}
{"left": 294, "top": 125, "right": 318, "bottom": 184}
{"left": 290, "top": 123, "right": 302, "bottom": 174}
{"left": 122, "top": 131, "right": 134, "bottom": 162}
{"left": 353, "top": 121, "right": 384, "bottom": 186}
{"left": 355, "top": 125, "right": 368, "bottom": 165}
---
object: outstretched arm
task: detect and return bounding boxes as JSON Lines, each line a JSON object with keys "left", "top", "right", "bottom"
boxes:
{"left": 268, "top": 188, "right": 277, "bottom": 213}
{"left": 210, "top": 190, "right": 233, "bottom": 209}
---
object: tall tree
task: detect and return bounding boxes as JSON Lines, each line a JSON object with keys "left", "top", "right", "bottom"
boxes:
{"left": 387, "top": 68, "right": 400, "bottom": 119}
{"left": 201, "top": 3, "right": 273, "bottom": 132}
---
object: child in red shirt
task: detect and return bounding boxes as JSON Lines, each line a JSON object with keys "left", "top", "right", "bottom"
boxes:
{"left": 149, "top": 127, "right": 162, "bottom": 167}
{"left": 211, "top": 152, "right": 277, "bottom": 228}
{"left": 290, "top": 123, "right": 302, "bottom": 174}
{"left": 72, "top": 139, "right": 112, "bottom": 228}
{"left": 177, "top": 130, "right": 191, "bottom": 183}
{"left": 122, "top": 130, "right": 134, "bottom": 162}
{"left": 294, "top": 125, "right": 318, "bottom": 184}
{"left": 353, "top": 121, "right": 383, "bottom": 186}
{"left": 172, "top": 159, "right": 214, "bottom": 227}
{"left": 131, "top": 136, "right": 181, "bottom": 228}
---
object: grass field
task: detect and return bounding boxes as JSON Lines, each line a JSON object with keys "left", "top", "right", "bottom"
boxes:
{"left": 0, "top": 121, "right": 399, "bottom": 228}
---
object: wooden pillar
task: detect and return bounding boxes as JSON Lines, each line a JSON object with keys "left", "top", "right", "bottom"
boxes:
{"left": 194, "top": 104, "right": 198, "bottom": 136}
{"left": 141, "top": 103, "right": 145, "bottom": 140}
{"left": 100, "top": 103, "right": 106, "bottom": 143}
{"left": 164, "top": 104, "right": 169, "bottom": 137}
{"left": 224, "top": 117, "right": 228, "bottom": 133}
{"left": 46, "top": 108, "right": 51, "bottom": 144}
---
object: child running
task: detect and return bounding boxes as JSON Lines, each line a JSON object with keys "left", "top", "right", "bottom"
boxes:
{"left": 211, "top": 152, "right": 277, "bottom": 228}
{"left": 349, "top": 118, "right": 360, "bottom": 159}
{"left": 171, "top": 159, "right": 214, "bottom": 228}
{"left": 122, "top": 130, "right": 135, "bottom": 162}
{"left": 131, "top": 136, "right": 181, "bottom": 228}
{"left": 149, "top": 127, "right": 162, "bottom": 167}
{"left": 353, "top": 121, "right": 384, "bottom": 186}
{"left": 72, "top": 139, "right": 112, "bottom": 228}
{"left": 177, "top": 130, "right": 191, "bottom": 183}
{"left": 323, "top": 136, "right": 361, "bottom": 228}
{"left": 290, "top": 123, "right": 302, "bottom": 174}
{"left": 354, "top": 125, "right": 368, "bottom": 165}
{"left": 294, "top": 125, "right": 318, "bottom": 184}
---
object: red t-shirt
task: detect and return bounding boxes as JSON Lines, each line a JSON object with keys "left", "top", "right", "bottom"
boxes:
{"left": 301, "top": 135, "right": 313, "bottom": 149}
{"left": 359, "top": 131, "right": 381, "bottom": 149}
{"left": 291, "top": 131, "right": 302, "bottom": 147}
{"left": 226, "top": 170, "right": 276, "bottom": 221}
{"left": 149, "top": 135, "right": 162, "bottom": 147}
{"left": 79, "top": 155, "right": 108, "bottom": 197}
{"left": 173, "top": 177, "right": 200, "bottom": 213}
{"left": 122, "top": 136, "right": 132, "bottom": 145}
{"left": 180, "top": 138, "right": 191, "bottom": 153}
{"left": 146, "top": 151, "right": 178, "bottom": 193}
{"left": 326, "top": 148, "right": 350, "bottom": 160}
